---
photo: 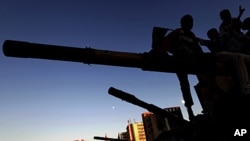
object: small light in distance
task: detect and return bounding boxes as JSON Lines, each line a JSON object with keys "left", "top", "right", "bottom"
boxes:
{"left": 181, "top": 100, "right": 185, "bottom": 104}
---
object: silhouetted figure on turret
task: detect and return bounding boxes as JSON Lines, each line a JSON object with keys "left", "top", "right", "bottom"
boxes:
{"left": 242, "top": 17, "right": 250, "bottom": 37}
{"left": 199, "top": 28, "right": 228, "bottom": 53}
{"left": 219, "top": 6, "right": 245, "bottom": 35}
{"left": 240, "top": 17, "right": 250, "bottom": 54}
{"left": 156, "top": 14, "right": 204, "bottom": 120}
{"left": 199, "top": 28, "right": 250, "bottom": 96}
{"left": 218, "top": 6, "right": 250, "bottom": 54}
{"left": 242, "top": 17, "right": 250, "bottom": 36}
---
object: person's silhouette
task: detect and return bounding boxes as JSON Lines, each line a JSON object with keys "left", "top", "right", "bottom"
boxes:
{"left": 157, "top": 14, "right": 203, "bottom": 120}
{"left": 219, "top": 6, "right": 245, "bottom": 35}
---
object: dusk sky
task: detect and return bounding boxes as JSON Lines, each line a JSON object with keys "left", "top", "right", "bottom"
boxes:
{"left": 1, "top": 1, "right": 250, "bottom": 141}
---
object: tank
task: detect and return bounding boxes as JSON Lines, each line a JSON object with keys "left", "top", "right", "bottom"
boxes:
{"left": 2, "top": 40, "right": 250, "bottom": 141}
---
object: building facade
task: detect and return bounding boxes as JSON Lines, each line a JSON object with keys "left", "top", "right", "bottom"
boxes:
{"left": 126, "top": 121, "right": 146, "bottom": 141}
{"left": 142, "top": 106, "right": 183, "bottom": 141}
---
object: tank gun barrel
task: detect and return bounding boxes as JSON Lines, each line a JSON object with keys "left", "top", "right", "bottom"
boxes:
{"left": 94, "top": 136, "right": 128, "bottom": 141}
{"left": 108, "top": 87, "right": 190, "bottom": 127}
{"left": 3, "top": 40, "right": 143, "bottom": 68}
{"left": 3, "top": 40, "right": 225, "bottom": 74}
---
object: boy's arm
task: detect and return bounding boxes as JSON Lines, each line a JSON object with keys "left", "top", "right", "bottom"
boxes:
{"left": 237, "top": 5, "right": 245, "bottom": 20}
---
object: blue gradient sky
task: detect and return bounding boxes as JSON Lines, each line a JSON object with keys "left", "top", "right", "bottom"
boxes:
{"left": 0, "top": 0, "right": 250, "bottom": 141}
